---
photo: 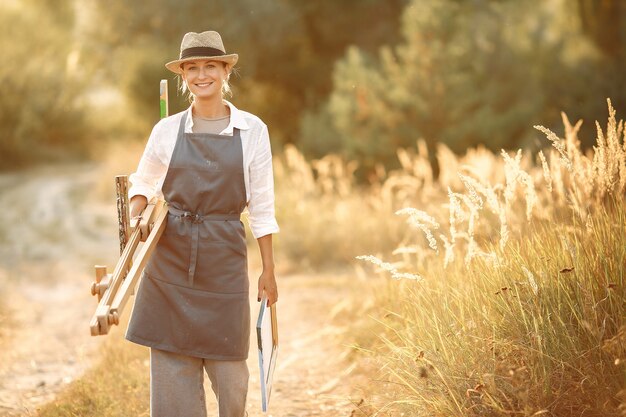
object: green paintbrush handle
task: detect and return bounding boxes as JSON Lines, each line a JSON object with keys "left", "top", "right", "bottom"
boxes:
{"left": 160, "top": 80, "right": 168, "bottom": 119}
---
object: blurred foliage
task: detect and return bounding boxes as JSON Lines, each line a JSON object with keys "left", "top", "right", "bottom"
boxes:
{"left": 85, "top": 0, "right": 408, "bottom": 143}
{"left": 0, "top": 0, "right": 91, "bottom": 169}
{"left": 0, "top": 0, "right": 625, "bottom": 173}
{"left": 301, "top": 0, "right": 626, "bottom": 177}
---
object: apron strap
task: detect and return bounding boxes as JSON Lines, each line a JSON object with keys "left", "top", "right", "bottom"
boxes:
{"left": 189, "top": 222, "right": 200, "bottom": 286}
{"left": 177, "top": 110, "right": 188, "bottom": 138}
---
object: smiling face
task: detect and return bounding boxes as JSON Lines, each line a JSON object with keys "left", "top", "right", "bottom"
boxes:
{"left": 181, "top": 59, "right": 230, "bottom": 101}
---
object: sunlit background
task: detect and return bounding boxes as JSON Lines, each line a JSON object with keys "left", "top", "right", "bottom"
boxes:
{"left": 0, "top": 1, "right": 625, "bottom": 416}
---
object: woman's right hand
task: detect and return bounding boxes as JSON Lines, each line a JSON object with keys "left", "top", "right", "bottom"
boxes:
{"left": 129, "top": 195, "right": 148, "bottom": 219}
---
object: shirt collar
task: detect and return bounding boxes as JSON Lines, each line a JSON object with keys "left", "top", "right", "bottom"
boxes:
{"left": 185, "top": 100, "right": 250, "bottom": 135}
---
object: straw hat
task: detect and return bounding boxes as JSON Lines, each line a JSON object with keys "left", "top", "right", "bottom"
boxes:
{"left": 165, "top": 31, "right": 238, "bottom": 74}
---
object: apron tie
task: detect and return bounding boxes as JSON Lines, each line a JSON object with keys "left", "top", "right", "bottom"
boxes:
{"left": 168, "top": 206, "right": 240, "bottom": 286}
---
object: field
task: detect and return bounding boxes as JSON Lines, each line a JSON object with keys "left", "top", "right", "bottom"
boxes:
{"left": 0, "top": 100, "right": 623, "bottom": 416}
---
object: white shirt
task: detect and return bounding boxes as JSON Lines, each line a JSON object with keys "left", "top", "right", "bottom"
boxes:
{"left": 128, "top": 100, "right": 279, "bottom": 239}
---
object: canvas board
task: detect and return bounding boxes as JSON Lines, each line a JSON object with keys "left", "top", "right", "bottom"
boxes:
{"left": 256, "top": 295, "right": 278, "bottom": 412}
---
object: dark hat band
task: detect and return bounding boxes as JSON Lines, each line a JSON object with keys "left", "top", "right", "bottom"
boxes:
{"left": 180, "top": 46, "right": 226, "bottom": 59}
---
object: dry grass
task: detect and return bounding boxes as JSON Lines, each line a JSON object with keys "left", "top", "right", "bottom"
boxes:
{"left": 273, "top": 146, "right": 409, "bottom": 269}
{"left": 36, "top": 329, "right": 150, "bottom": 417}
{"left": 346, "top": 99, "right": 626, "bottom": 416}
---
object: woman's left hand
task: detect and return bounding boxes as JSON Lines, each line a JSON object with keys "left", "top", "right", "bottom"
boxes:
{"left": 258, "top": 269, "right": 278, "bottom": 307}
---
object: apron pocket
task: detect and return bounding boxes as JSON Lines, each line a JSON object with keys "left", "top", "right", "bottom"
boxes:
{"left": 193, "top": 241, "right": 248, "bottom": 293}
{"left": 184, "top": 289, "right": 250, "bottom": 358}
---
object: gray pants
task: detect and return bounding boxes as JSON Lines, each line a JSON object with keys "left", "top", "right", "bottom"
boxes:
{"left": 150, "top": 348, "right": 249, "bottom": 417}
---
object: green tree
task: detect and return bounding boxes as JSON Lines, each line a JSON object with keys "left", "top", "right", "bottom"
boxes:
{"left": 303, "top": 0, "right": 626, "bottom": 178}
{"left": 307, "top": 0, "right": 582, "bottom": 176}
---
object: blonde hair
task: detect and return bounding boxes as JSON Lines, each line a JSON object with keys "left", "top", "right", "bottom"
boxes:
{"left": 177, "top": 61, "right": 235, "bottom": 102}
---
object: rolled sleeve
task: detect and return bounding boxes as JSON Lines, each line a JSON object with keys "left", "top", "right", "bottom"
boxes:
{"left": 128, "top": 123, "right": 167, "bottom": 202}
{"left": 247, "top": 124, "right": 280, "bottom": 239}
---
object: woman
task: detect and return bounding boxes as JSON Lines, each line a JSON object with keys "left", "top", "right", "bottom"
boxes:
{"left": 125, "top": 30, "right": 279, "bottom": 417}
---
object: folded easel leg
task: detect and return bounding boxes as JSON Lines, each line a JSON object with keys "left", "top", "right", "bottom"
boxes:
{"left": 89, "top": 176, "right": 167, "bottom": 336}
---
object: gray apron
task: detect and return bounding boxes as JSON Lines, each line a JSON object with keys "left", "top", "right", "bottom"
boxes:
{"left": 126, "top": 110, "right": 250, "bottom": 361}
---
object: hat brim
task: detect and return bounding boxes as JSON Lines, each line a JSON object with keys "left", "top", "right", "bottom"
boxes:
{"left": 165, "top": 54, "right": 238, "bottom": 74}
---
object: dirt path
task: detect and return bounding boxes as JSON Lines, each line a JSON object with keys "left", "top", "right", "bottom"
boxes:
{"left": 0, "top": 164, "right": 116, "bottom": 415}
{"left": 243, "top": 270, "right": 363, "bottom": 417}
{"left": 0, "top": 164, "right": 366, "bottom": 416}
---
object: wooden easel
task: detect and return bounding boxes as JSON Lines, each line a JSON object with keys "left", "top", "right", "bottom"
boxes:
{"left": 89, "top": 80, "right": 170, "bottom": 336}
